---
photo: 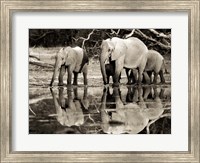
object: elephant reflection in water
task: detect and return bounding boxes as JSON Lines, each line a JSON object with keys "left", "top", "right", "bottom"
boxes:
{"left": 50, "top": 87, "right": 89, "bottom": 127}
{"left": 100, "top": 86, "right": 166, "bottom": 134}
{"left": 126, "top": 86, "right": 165, "bottom": 120}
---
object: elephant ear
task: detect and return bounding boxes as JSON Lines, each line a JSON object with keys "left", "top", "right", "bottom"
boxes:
{"left": 63, "top": 47, "right": 75, "bottom": 65}
{"left": 63, "top": 46, "right": 72, "bottom": 56}
{"left": 111, "top": 41, "right": 127, "bottom": 61}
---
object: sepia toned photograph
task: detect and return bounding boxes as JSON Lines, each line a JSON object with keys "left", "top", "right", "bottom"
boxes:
{"left": 29, "top": 29, "right": 171, "bottom": 134}
{"left": 2, "top": 0, "right": 200, "bottom": 161}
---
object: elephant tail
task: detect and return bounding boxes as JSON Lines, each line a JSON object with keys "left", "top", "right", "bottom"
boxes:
{"left": 162, "top": 60, "right": 169, "bottom": 74}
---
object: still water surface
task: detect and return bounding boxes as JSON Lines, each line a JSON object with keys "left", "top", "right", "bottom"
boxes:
{"left": 29, "top": 85, "right": 171, "bottom": 134}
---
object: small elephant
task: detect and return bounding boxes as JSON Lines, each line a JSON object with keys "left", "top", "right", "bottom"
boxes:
{"left": 126, "top": 50, "right": 167, "bottom": 84}
{"left": 143, "top": 50, "right": 167, "bottom": 84}
{"left": 105, "top": 61, "right": 121, "bottom": 84}
{"left": 50, "top": 46, "right": 89, "bottom": 86}
{"left": 50, "top": 86, "right": 89, "bottom": 127}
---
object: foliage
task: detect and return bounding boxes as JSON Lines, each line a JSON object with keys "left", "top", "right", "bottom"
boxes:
{"left": 29, "top": 29, "right": 171, "bottom": 58}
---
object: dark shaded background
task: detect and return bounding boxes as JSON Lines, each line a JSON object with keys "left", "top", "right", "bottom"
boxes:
{"left": 29, "top": 29, "right": 171, "bottom": 58}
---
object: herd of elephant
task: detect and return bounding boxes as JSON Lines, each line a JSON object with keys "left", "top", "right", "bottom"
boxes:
{"left": 50, "top": 37, "right": 168, "bottom": 87}
{"left": 50, "top": 86, "right": 170, "bottom": 134}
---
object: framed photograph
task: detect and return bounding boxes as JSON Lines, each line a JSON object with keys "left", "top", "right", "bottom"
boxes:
{"left": 0, "top": 0, "right": 199, "bottom": 162}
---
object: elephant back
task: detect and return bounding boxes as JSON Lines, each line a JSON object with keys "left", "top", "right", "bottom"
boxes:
{"left": 145, "top": 50, "right": 164, "bottom": 71}
{"left": 147, "top": 50, "right": 163, "bottom": 60}
{"left": 123, "top": 37, "right": 148, "bottom": 69}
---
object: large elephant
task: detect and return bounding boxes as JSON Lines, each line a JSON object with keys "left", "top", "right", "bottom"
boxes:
{"left": 100, "top": 37, "right": 148, "bottom": 86}
{"left": 50, "top": 46, "right": 89, "bottom": 86}
{"left": 50, "top": 86, "right": 89, "bottom": 127}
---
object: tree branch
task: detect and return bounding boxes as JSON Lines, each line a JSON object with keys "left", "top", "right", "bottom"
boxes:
{"left": 110, "top": 29, "right": 120, "bottom": 36}
{"left": 72, "top": 30, "right": 95, "bottom": 49}
{"left": 135, "top": 29, "right": 171, "bottom": 50}
{"left": 29, "top": 58, "right": 54, "bottom": 68}
{"left": 124, "top": 29, "right": 135, "bottom": 38}
{"left": 29, "top": 54, "right": 40, "bottom": 60}
{"left": 81, "top": 29, "right": 95, "bottom": 49}
{"left": 146, "top": 113, "right": 171, "bottom": 134}
{"left": 149, "top": 29, "right": 171, "bottom": 39}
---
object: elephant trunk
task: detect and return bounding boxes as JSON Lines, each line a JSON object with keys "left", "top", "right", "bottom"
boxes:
{"left": 100, "top": 55, "right": 108, "bottom": 84}
{"left": 100, "top": 88, "right": 110, "bottom": 123}
{"left": 50, "top": 88, "right": 62, "bottom": 115}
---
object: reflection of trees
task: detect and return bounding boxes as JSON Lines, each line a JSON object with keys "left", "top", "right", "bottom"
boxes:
{"left": 99, "top": 86, "right": 171, "bottom": 134}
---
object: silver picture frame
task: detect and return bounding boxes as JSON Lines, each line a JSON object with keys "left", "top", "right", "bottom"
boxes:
{"left": 0, "top": 0, "right": 199, "bottom": 162}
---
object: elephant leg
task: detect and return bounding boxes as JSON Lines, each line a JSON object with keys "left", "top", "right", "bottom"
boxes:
{"left": 82, "top": 87, "right": 89, "bottom": 110}
{"left": 130, "top": 71, "right": 135, "bottom": 84}
{"left": 138, "top": 69, "right": 143, "bottom": 85}
{"left": 118, "top": 73, "right": 121, "bottom": 83}
{"left": 154, "top": 87, "right": 159, "bottom": 98}
{"left": 143, "top": 86, "right": 151, "bottom": 100}
{"left": 82, "top": 65, "right": 88, "bottom": 85}
{"left": 73, "top": 87, "right": 78, "bottom": 100}
{"left": 159, "top": 70, "right": 165, "bottom": 83}
{"left": 126, "top": 68, "right": 132, "bottom": 85}
{"left": 67, "top": 66, "right": 73, "bottom": 86}
{"left": 58, "top": 65, "right": 66, "bottom": 86}
{"left": 113, "top": 73, "right": 121, "bottom": 87}
{"left": 138, "top": 86, "right": 144, "bottom": 102}
{"left": 153, "top": 72, "right": 159, "bottom": 84}
{"left": 83, "top": 72, "right": 88, "bottom": 85}
{"left": 113, "top": 61, "right": 122, "bottom": 87}
{"left": 58, "top": 87, "right": 65, "bottom": 109}
{"left": 131, "top": 69, "right": 138, "bottom": 84}
{"left": 142, "top": 74, "right": 145, "bottom": 83}
{"left": 126, "top": 86, "right": 133, "bottom": 102}
{"left": 147, "top": 71, "right": 153, "bottom": 84}
{"left": 159, "top": 88, "right": 165, "bottom": 99}
{"left": 83, "top": 86, "right": 88, "bottom": 98}
{"left": 143, "top": 72, "right": 150, "bottom": 84}
{"left": 73, "top": 72, "right": 78, "bottom": 85}
{"left": 138, "top": 55, "right": 148, "bottom": 85}
{"left": 113, "top": 87, "right": 120, "bottom": 97}
{"left": 133, "top": 87, "right": 139, "bottom": 102}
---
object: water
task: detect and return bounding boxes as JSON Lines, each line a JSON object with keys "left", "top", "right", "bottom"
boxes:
{"left": 29, "top": 85, "right": 171, "bottom": 134}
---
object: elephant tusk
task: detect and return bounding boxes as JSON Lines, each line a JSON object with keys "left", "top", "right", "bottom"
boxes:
{"left": 105, "top": 58, "right": 110, "bottom": 64}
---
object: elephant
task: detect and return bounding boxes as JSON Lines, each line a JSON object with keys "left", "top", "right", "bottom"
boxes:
{"left": 50, "top": 46, "right": 89, "bottom": 86}
{"left": 125, "top": 50, "right": 168, "bottom": 84}
{"left": 143, "top": 50, "right": 167, "bottom": 84}
{"left": 50, "top": 86, "right": 89, "bottom": 127}
{"left": 100, "top": 37, "right": 148, "bottom": 87}
{"left": 99, "top": 86, "right": 166, "bottom": 134}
